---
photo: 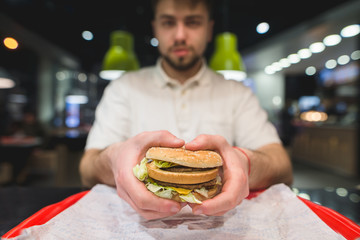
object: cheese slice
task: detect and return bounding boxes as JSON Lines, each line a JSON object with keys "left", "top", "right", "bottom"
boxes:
{"left": 169, "top": 187, "right": 192, "bottom": 195}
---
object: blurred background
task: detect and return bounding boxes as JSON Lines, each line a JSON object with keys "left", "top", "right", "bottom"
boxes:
{"left": 0, "top": 0, "right": 359, "bottom": 192}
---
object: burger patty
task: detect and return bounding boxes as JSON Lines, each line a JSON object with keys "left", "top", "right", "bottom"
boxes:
{"left": 162, "top": 166, "right": 216, "bottom": 172}
{"left": 151, "top": 178, "right": 217, "bottom": 190}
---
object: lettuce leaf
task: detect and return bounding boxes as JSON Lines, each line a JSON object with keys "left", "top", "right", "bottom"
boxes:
{"left": 146, "top": 182, "right": 173, "bottom": 199}
{"left": 194, "top": 187, "right": 209, "bottom": 198}
{"left": 154, "top": 160, "right": 178, "bottom": 168}
{"left": 133, "top": 158, "right": 148, "bottom": 181}
{"left": 180, "top": 193, "right": 202, "bottom": 204}
{"left": 216, "top": 175, "right": 222, "bottom": 185}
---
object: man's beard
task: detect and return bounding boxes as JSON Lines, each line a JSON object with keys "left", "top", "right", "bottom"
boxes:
{"left": 162, "top": 53, "right": 201, "bottom": 71}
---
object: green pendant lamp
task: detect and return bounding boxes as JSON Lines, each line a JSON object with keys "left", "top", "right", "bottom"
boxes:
{"left": 100, "top": 30, "right": 140, "bottom": 80}
{"left": 209, "top": 32, "right": 247, "bottom": 81}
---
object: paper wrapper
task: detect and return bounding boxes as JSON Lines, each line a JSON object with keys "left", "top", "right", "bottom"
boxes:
{"left": 14, "top": 184, "right": 344, "bottom": 240}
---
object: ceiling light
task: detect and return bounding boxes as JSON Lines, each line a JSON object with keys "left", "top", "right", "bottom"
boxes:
{"left": 337, "top": 55, "right": 350, "bottom": 65}
{"left": 305, "top": 66, "right": 316, "bottom": 76}
{"left": 272, "top": 96, "right": 282, "bottom": 106}
{"left": 217, "top": 70, "right": 247, "bottom": 81}
{"left": 0, "top": 78, "right": 15, "bottom": 89}
{"left": 256, "top": 22, "right": 270, "bottom": 34}
{"left": 56, "top": 71, "right": 67, "bottom": 81}
{"left": 300, "top": 111, "right": 328, "bottom": 122}
{"left": 265, "top": 65, "right": 276, "bottom": 75}
{"left": 297, "top": 48, "right": 312, "bottom": 59}
{"left": 3, "top": 37, "right": 18, "bottom": 50}
{"left": 351, "top": 50, "right": 360, "bottom": 60}
{"left": 309, "top": 42, "right": 325, "bottom": 53}
{"left": 0, "top": 67, "right": 15, "bottom": 89}
{"left": 66, "top": 95, "right": 89, "bottom": 104}
{"left": 325, "top": 59, "right": 337, "bottom": 69}
{"left": 82, "top": 31, "right": 94, "bottom": 41}
{"left": 323, "top": 34, "right": 341, "bottom": 46}
{"left": 340, "top": 24, "right": 360, "bottom": 38}
{"left": 78, "top": 73, "right": 87, "bottom": 82}
{"left": 99, "top": 70, "right": 125, "bottom": 80}
{"left": 150, "top": 37, "right": 159, "bottom": 47}
{"left": 279, "top": 58, "right": 291, "bottom": 68}
{"left": 271, "top": 62, "right": 282, "bottom": 71}
{"left": 287, "top": 54, "right": 300, "bottom": 64}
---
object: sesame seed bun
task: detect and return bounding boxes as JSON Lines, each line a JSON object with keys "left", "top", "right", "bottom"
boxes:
{"left": 145, "top": 147, "right": 223, "bottom": 168}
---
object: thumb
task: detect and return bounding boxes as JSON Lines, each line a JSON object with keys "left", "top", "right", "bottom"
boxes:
{"left": 141, "top": 130, "right": 185, "bottom": 149}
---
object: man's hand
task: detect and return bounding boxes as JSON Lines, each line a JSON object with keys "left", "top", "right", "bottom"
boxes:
{"left": 185, "top": 134, "right": 250, "bottom": 216}
{"left": 105, "top": 130, "right": 185, "bottom": 220}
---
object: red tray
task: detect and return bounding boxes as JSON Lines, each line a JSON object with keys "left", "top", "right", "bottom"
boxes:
{"left": 2, "top": 190, "right": 360, "bottom": 240}
{"left": 2, "top": 191, "right": 89, "bottom": 239}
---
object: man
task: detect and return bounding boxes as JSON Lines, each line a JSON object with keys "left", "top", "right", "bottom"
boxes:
{"left": 79, "top": 0, "right": 293, "bottom": 220}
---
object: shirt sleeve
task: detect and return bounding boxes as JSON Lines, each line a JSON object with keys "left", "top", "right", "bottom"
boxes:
{"left": 85, "top": 77, "right": 131, "bottom": 150}
{"left": 232, "top": 82, "right": 281, "bottom": 150}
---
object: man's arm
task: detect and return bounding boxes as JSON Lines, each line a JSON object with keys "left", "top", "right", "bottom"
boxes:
{"left": 79, "top": 148, "right": 116, "bottom": 188}
{"left": 240, "top": 143, "right": 293, "bottom": 190}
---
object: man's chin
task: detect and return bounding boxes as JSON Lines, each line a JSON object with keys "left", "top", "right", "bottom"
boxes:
{"left": 163, "top": 56, "right": 201, "bottom": 71}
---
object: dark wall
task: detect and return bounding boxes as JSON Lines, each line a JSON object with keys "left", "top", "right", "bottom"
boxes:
{"left": 285, "top": 74, "right": 317, "bottom": 100}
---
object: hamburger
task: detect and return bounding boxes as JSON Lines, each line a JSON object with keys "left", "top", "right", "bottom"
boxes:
{"left": 133, "top": 147, "right": 223, "bottom": 204}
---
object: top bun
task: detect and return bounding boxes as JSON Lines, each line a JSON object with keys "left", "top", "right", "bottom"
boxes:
{"left": 146, "top": 147, "right": 223, "bottom": 168}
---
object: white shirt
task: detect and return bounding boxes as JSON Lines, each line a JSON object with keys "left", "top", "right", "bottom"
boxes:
{"left": 85, "top": 59, "right": 280, "bottom": 150}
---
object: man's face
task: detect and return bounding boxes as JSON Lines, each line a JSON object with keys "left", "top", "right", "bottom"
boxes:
{"left": 152, "top": 0, "right": 214, "bottom": 71}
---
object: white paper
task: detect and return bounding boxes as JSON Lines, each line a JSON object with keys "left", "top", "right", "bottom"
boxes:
{"left": 13, "top": 184, "right": 345, "bottom": 240}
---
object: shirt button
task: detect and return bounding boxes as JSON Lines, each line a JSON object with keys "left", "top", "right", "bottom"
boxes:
{"left": 181, "top": 103, "right": 186, "bottom": 109}
{"left": 181, "top": 89, "right": 187, "bottom": 96}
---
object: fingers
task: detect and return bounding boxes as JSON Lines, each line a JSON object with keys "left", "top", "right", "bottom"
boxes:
{"left": 185, "top": 134, "right": 228, "bottom": 152}
{"left": 117, "top": 172, "right": 182, "bottom": 220}
{"left": 191, "top": 175, "right": 249, "bottom": 216}
{"left": 131, "top": 181, "right": 180, "bottom": 213}
{"left": 185, "top": 134, "right": 250, "bottom": 216}
{"left": 135, "top": 130, "right": 185, "bottom": 151}
{"left": 117, "top": 186, "right": 180, "bottom": 220}
{"left": 191, "top": 167, "right": 249, "bottom": 216}
{"left": 118, "top": 165, "right": 181, "bottom": 215}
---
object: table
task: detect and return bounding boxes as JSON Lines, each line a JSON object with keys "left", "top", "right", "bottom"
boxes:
{"left": 0, "top": 186, "right": 85, "bottom": 236}
{"left": 294, "top": 187, "right": 360, "bottom": 225}
{"left": 0, "top": 186, "right": 359, "bottom": 237}
{"left": 0, "top": 136, "right": 42, "bottom": 184}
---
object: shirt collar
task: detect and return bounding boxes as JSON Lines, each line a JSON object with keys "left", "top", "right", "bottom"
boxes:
{"left": 154, "top": 58, "right": 211, "bottom": 88}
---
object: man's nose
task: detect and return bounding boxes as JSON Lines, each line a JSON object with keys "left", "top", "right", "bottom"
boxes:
{"left": 174, "top": 23, "right": 186, "bottom": 42}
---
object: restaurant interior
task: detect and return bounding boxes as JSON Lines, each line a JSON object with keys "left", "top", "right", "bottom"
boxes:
{"left": 0, "top": 0, "right": 359, "bottom": 230}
